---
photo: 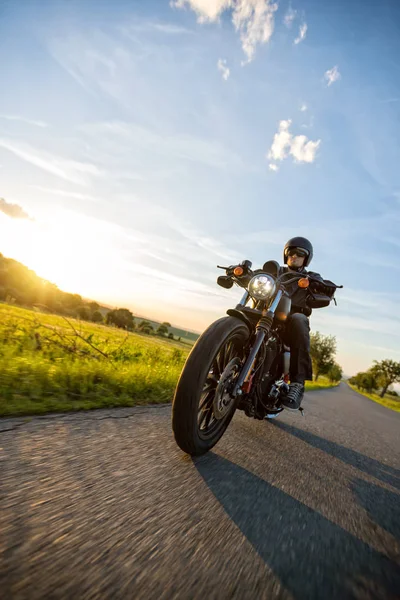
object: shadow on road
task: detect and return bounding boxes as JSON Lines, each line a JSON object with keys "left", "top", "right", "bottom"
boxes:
{"left": 272, "top": 421, "right": 400, "bottom": 490}
{"left": 351, "top": 478, "right": 400, "bottom": 544}
{"left": 194, "top": 453, "right": 400, "bottom": 600}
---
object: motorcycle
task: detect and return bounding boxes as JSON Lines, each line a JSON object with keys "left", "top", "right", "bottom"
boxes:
{"left": 172, "top": 259, "right": 342, "bottom": 456}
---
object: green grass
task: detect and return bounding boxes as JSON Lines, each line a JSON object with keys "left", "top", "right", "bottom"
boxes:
{"left": 305, "top": 376, "right": 340, "bottom": 392}
{"left": 347, "top": 382, "right": 400, "bottom": 412}
{"left": 0, "top": 303, "right": 190, "bottom": 417}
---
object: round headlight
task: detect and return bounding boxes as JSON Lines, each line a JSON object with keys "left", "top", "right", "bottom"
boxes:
{"left": 248, "top": 274, "right": 276, "bottom": 300}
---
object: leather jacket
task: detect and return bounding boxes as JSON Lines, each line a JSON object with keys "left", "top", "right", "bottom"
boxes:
{"left": 278, "top": 266, "right": 324, "bottom": 317}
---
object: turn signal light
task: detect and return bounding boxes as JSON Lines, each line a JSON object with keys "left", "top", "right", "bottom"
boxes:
{"left": 233, "top": 266, "right": 244, "bottom": 276}
{"left": 298, "top": 278, "right": 310, "bottom": 288}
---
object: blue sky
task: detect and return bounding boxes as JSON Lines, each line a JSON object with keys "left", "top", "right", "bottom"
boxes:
{"left": 1, "top": 0, "right": 400, "bottom": 376}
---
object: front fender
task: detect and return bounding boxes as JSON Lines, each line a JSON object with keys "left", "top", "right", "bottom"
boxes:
{"left": 226, "top": 309, "right": 253, "bottom": 333}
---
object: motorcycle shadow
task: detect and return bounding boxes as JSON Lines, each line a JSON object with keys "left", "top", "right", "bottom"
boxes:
{"left": 194, "top": 453, "right": 400, "bottom": 600}
{"left": 272, "top": 421, "right": 400, "bottom": 491}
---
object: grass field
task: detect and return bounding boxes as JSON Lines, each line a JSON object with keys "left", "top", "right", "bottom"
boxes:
{"left": 0, "top": 303, "right": 339, "bottom": 417}
{"left": 0, "top": 303, "right": 190, "bottom": 417}
{"left": 347, "top": 382, "right": 400, "bottom": 413}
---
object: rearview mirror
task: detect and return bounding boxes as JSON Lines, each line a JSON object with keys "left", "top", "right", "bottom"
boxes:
{"left": 217, "top": 276, "right": 234, "bottom": 289}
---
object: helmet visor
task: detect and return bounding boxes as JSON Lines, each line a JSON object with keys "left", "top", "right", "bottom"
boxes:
{"left": 285, "top": 247, "right": 309, "bottom": 258}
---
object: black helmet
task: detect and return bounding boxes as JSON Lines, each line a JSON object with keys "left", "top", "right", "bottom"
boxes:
{"left": 284, "top": 236, "right": 313, "bottom": 267}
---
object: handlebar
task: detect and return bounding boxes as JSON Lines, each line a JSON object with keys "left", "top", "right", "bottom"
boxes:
{"left": 217, "top": 263, "right": 343, "bottom": 293}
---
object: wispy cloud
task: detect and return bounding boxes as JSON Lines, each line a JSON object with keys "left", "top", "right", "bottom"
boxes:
{"left": 29, "top": 185, "right": 98, "bottom": 203}
{"left": 173, "top": 0, "right": 278, "bottom": 63}
{"left": 0, "top": 198, "right": 33, "bottom": 220}
{"left": 217, "top": 58, "right": 230, "bottom": 81}
{"left": 233, "top": 0, "right": 278, "bottom": 63}
{"left": 269, "top": 163, "right": 278, "bottom": 172}
{"left": 300, "top": 103, "right": 307, "bottom": 112}
{"left": 294, "top": 22, "right": 307, "bottom": 44}
{"left": 0, "top": 138, "right": 102, "bottom": 185}
{"left": 126, "top": 20, "right": 194, "bottom": 34}
{"left": 283, "top": 6, "right": 297, "bottom": 28}
{"left": 324, "top": 65, "right": 341, "bottom": 86}
{"left": 80, "top": 121, "right": 245, "bottom": 170}
{"left": 267, "top": 119, "right": 321, "bottom": 166}
{"left": 0, "top": 115, "right": 48, "bottom": 128}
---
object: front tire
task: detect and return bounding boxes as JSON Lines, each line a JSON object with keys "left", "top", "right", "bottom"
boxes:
{"left": 172, "top": 316, "right": 250, "bottom": 456}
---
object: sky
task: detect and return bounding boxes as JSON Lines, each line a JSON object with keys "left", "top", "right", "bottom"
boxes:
{"left": 1, "top": 0, "right": 400, "bottom": 377}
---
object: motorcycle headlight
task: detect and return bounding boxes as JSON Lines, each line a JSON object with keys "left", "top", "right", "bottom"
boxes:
{"left": 248, "top": 274, "right": 276, "bottom": 300}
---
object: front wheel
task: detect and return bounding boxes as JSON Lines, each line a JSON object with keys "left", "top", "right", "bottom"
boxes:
{"left": 172, "top": 316, "right": 250, "bottom": 456}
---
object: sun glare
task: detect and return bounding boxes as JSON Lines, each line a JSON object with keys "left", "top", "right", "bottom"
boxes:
{"left": 0, "top": 210, "right": 127, "bottom": 297}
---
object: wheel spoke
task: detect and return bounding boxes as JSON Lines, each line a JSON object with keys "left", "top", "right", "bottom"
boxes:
{"left": 212, "top": 357, "right": 221, "bottom": 378}
{"left": 198, "top": 404, "right": 213, "bottom": 428}
{"left": 199, "top": 390, "right": 214, "bottom": 411}
{"left": 202, "top": 381, "right": 216, "bottom": 394}
{"left": 224, "top": 342, "right": 234, "bottom": 368}
{"left": 218, "top": 345, "right": 226, "bottom": 373}
{"left": 203, "top": 406, "right": 215, "bottom": 429}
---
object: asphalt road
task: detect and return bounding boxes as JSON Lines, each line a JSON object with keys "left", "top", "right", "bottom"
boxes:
{"left": 1, "top": 383, "right": 399, "bottom": 600}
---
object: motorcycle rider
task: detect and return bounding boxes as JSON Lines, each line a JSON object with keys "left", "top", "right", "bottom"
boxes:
{"left": 279, "top": 236, "right": 324, "bottom": 411}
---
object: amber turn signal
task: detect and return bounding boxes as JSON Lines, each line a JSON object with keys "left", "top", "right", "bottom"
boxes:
{"left": 298, "top": 277, "right": 310, "bottom": 288}
{"left": 233, "top": 266, "right": 244, "bottom": 276}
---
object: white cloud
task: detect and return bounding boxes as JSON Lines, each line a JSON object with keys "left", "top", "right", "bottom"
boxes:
{"left": 171, "top": 0, "right": 232, "bottom": 22}
{"left": 294, "top": 22, "right": 307, "bottom": 44}
{"left": 269, "top": 163, "right": 278, "bottom": 171}
{"left": 173, "top": 0, "right": 278, "bottom": 62}
{"left": 217, "top": 58, "right": 230, "bottom": 80}
{"left": 289, "top": 134, "right": 320, "bottom": 163}
{"left": 300, "top": 103, "right": 307, "bottom": 112}
{"left": 268, "top": 119, "right": 293, "bottom": 161}
{"left": 324, "top": 65, "right": 341, "bottom": 86}
{"left": 267, "top": 119, "right": 321, "bottom": 165}
{"left": 283, "top": 6, "right": 297, "bottom": 28}
{"left": 0, "top": 115, "right": 48, "bottom": 128}
{"left": 233, "top": 0, "right": 278, "bottom": 63}
{"left": 0, "top": 138, "right": 102, "bottom": 185}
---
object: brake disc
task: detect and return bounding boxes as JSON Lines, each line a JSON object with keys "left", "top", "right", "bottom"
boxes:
{"left": 213, "top": 358, "right": 241, "bottom": 420}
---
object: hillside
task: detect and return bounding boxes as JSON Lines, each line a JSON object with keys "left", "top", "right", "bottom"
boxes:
{"left": 0, "top": 252, "right": 200, "bottom": 342}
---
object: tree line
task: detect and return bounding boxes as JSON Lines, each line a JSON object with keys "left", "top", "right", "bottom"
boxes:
{"left": 349, "top": 360, "right": 400, "bottom": 398}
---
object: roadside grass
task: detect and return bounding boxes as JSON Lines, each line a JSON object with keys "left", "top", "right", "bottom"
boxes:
{"left": 347, "top": 382, "right": 400, "bottom": 413}
{"left": 305, "top": 376, "right": 340, "bottom": 391}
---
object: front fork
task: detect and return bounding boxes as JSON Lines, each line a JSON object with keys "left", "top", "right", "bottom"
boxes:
{"left": 233, "top": 290, "right": 283, "bottom": 397}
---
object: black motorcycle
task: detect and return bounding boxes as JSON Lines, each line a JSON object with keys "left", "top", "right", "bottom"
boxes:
{"left": 172, "top": 260, "right": 342, "bottom": 456}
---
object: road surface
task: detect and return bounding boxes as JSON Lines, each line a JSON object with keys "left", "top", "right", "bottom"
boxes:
{"left": 1, "top": 383, "right": 399, "bottom": 599}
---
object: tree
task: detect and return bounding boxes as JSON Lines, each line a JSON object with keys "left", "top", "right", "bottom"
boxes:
{"left": 310, "top": 331, "right": 337, "bottom": 381}
{"left": 138, "top": 320, "right": 154, "bottom": 335}
{"left": 350, "top": 371, "right": 378, "bottom": 393}
{"left": 106, "top": 308, "right": 135, "bottom": 330}
{"left": 88, "top": 301, "right": 100, "bottom": 314}
{"left": 156, "top": 322, "right": 171, "bottom": 336}
{"left": 91, "top": 310, "right": 103, "bottom": 323}
{"left": 63, "top": 293, "right": 83, "bottom": 310}
{"left": 370, "top": 359, "right": 400, "bottom": 398}
{"left": 168, "top": 332, "right": 174, "bottom": 340}
{"left": 327, "top": 363, "right": 343, "bottom": 383}
{"left": 77, "top": 306, "right": 90, "bottom": 320}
